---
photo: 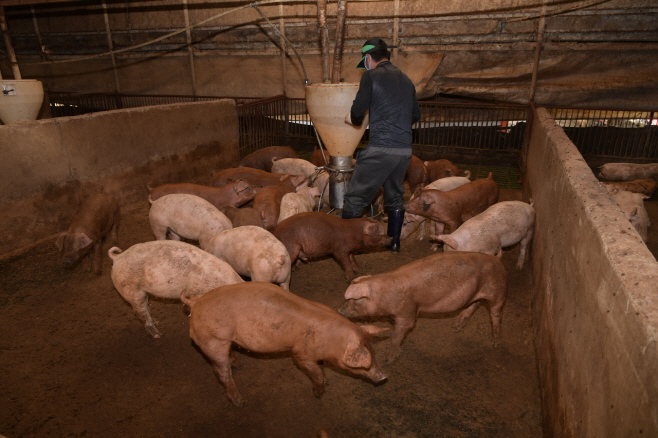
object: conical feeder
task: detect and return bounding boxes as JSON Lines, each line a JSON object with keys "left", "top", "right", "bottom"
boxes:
{"left": 305, "top": 83, "right": 369, "bottom": 209}
{"left": 0, "top": 79, "right": 44, "bottom": 125}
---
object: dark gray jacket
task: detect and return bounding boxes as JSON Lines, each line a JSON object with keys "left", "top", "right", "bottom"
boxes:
{"left": 350, "top": 61, "right": 421, "bottom": 151}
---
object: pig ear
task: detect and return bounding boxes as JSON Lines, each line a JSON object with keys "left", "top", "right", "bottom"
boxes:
{"left": 343, "top": 339, "right": 372, "bottom": 369}
{"left": 364, "top": 222, "right": 384, "bottom": 236}
{"left": 75, "top": 232, "right": 93, "bottom": 249}
{"left": 55, "top": 233, "right": 65, "bottom": 251}
{"left": 358, "top": 324, "right": 390, "bottom": 338}
{"left": 345, "top": 283, "right": 372, "bottom": 300}
{"left": 233, "top": 179, "right": 248, "bottom": 192}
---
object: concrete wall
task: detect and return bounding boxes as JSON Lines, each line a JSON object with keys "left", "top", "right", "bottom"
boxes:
{"left": 524, "top": 107, "right": 658, "bottom": 436}
{"left": 0, "top": 99, "right": 239, "bottom": 256}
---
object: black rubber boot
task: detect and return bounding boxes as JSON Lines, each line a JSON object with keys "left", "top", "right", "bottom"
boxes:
{"left": 387, "top": 208, "right": 405, "bottom": 252}
{"left": 341, "top": 210, "right": 362, "bottom": 219}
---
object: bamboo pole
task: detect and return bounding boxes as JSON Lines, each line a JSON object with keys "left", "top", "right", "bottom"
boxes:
{"left": 182, "top": 0, "right": 197, "bottom": 97}
{"left": 528, "top": 2, "right": 547, "bottom": 104}
{"left": 317, "top": 0, "right": 330, "bottom": 83}
{"left": 279, "top": 4, "right": 287, "bottom": 94}
{"left": 101, "top": 0, "right": 120, "bottom": 93}
{"left": 331, "top": 0, "right": 347, "bottom": 83}
{"left": 0, "top": 7, "right": 21, "bottom": 79}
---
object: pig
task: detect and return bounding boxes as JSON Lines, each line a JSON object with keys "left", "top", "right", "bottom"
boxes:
{"left": 253, "top": 181, "right": 298, "bottom": 231}
{"left": 404, "top": 173, "right": 499, "bottom": 235}
{"left": 149, "top": 180, "right": 258, "bottom": 211}
{"left": 221, "top": 206, "right": 264, "bottom": 228}
{"left": 273, "top": 212, "right": 386, "bottom": 282}
{"left": 609, "top": 188, "right": 651, "bottom": 242}
{"left": 238, "top": 146, "right": 298, "bottom": 172}
{"left": 601, "top": 179, "right": 657, "bottom": 198}
{"left": 181, "top": 281, "right": 388, "bottom": 406}
{"left": 424, "top": 159, "right": 462, "bottom": 182}
{"left": 278, "top": 186, "right": 321, "bottom": 224}
{"left": 204, "top": 226, "right": 292, "bottom": 290}
{"left": 430, "top": 201, "right": 535, "bottom": 269}
{"left": 271, "top": 158, "right": 319, "bottom": 177}
{"left": 56, "top": 191, "right": 120, "bottom": 275}
{"left": 405, "top": 155, "right": 428, "bottom": 194}
{"left": 337, "top": 251, "right": 508, "bottom": 362}
{"left": 108, "top": 240, "right": 243, "bottom": 338}
{"left": 212, "top": 167, "right": 307, "bottom": 190}
{"left": 598, "top": 162, "right": 658, "bottom": 182}
{"left": 310, "top": 148, "right": 328, "bottom": 167}
{"left": 399, "top": 174, "right": 473, "bottom": 241}
{"left": 148, "top": 194, "right": 232, "bottom": 249}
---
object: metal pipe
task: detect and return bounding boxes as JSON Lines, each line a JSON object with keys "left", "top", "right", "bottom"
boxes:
{"left": 279, "top": 4, "right": 287, "bottom": 94}
{"left": 0, "top": 7, "right": 21, "bottom": 79}
{"left": 331, "top": 0, "right": 347, "bottom": 84}
{"left": 317, "top": 0, "right": 330, "bottom": 83}
{"left": 101, "top": 0, "right": 120, "bottom": 93}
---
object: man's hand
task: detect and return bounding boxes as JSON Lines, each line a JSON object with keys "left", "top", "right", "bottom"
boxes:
{"left": 344, "top": 111, "right": 353, "bottom": 125}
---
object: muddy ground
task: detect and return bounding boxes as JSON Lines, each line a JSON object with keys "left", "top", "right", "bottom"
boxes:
{"left": 2, "top": 186, "right": 656, "bottom": 438}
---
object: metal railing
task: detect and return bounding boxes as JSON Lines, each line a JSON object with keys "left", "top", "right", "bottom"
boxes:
{"left": 547, "top": 108, "right": 657, "bottom": 161}
{"left": 48, "top": 92, "right": 258, "bottom": 117}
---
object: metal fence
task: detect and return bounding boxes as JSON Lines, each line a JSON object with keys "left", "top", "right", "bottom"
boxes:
{"left": 547, "top": 108, "right": 657, "bottom": 161}
{"left": 47, "top": 92, "right": 657, "bottom": 162}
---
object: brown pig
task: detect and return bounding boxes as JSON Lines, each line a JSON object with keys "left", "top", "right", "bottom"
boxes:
{"left": 181, "top": 281, "right": 388, "bottom": 406}
{"left": 109, "top": 240, "right": 243, "bottom": 338}
{"left": 55, "top": 191, "right": 120, "bottom": 275}
{"left": 238, "top": 146, "right": 298, "bottom": 172}
{"left": 204, "top": 226, "right": 292, "bottom": 289}
{"left": 211, "top": 167, "right": 307, "bottom": 189}
{"left": 221, "top": 206, "right": 264, "bottom": 228}
{"left": 405, "top": 155, "right": 428, "bottom": 194}
{"left": 337, "top": 252, "right": 508, "bottom": 362}
{"left": 404, "top": 173, "right": 499, "bottom": 235}
{"left": 424, "top": 159, "right": 462, "bottom": 182}
{"left": 310, "top": 148, "right": 329, "bottom": 167}
{"left": 273, "top": 212, "right": 386, "bottom": 282}
{"left": 149, "top": 180, "right": 258, "bottom": 211}
{"left": 253, "top": 182, "right": 298, "bottom": 231}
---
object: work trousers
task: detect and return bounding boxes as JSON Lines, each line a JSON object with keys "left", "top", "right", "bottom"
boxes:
{"left": 342, "top": 147, "right": 411, "bottom": 216}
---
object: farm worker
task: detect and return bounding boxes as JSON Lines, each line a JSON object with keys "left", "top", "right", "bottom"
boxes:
{"left": 343, "top": 37, "right": 421, "bottom": 252}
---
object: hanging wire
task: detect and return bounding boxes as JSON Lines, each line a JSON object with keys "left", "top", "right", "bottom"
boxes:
{"left": 252, "top": 4, "right": 308, "bottom": 85}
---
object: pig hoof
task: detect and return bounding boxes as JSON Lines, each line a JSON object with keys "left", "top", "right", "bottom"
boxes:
{"left": 146, "top": 325, "right": 162, "bottom": 338}
{"left": 430, "top": 244, "right": 440, "bottom": 251}
{"left": 231, "top": 398, "right": 247, "bottom": 408}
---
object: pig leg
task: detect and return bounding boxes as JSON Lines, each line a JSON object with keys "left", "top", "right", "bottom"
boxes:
{"left": 349, "top": 253, "right": 362, "bottom": 273}
{"left": 167, "top": 230, "right": 182, "bottom": 241}
{"left": 204, "top": 341, "right": 246, "bottom": 407}
{"left": 293, "top": 355, "right": 327, "bottom": 398}
{"left": 93, "top": 240, "right": 103, "bottom": 275}
{"left": 110, "top": 220, "right": 120, "bottom": 247}
{"left": 516, "top": 228, "right": 534, "bottom": 270}
{"left": 151, "top": 223, "right": 168, "bottom": 240}
{"left": 388, "top": 315, "right": 418, "bottom": 363}
{"left": 122, "top": 287, "right": 161, "bottom": 338}
{"left": 487, "top": 298, "right": 505, "bottom": 340}
{"left": 453, "top": 301, "right": 481, "bottom": 332}
{"left": 334, "top": 251, "right": 355, "bottom": 282}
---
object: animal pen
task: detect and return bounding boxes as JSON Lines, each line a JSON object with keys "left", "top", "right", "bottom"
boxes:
{"left": 1, "top": 0, "right": 658, "bottom": 437}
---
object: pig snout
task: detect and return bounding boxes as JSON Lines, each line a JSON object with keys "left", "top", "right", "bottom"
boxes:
{"left": 365, "top": 364, "right": 388, "bottom": 384}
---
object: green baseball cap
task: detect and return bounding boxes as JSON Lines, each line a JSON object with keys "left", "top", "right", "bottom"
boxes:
{"left": 356, "top": 37, "right": 397, "bottom": 69}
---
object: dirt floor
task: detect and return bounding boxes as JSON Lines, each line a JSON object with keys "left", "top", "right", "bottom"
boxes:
{"left": 2, "top": 186, "right": 656, "bottom": 438}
